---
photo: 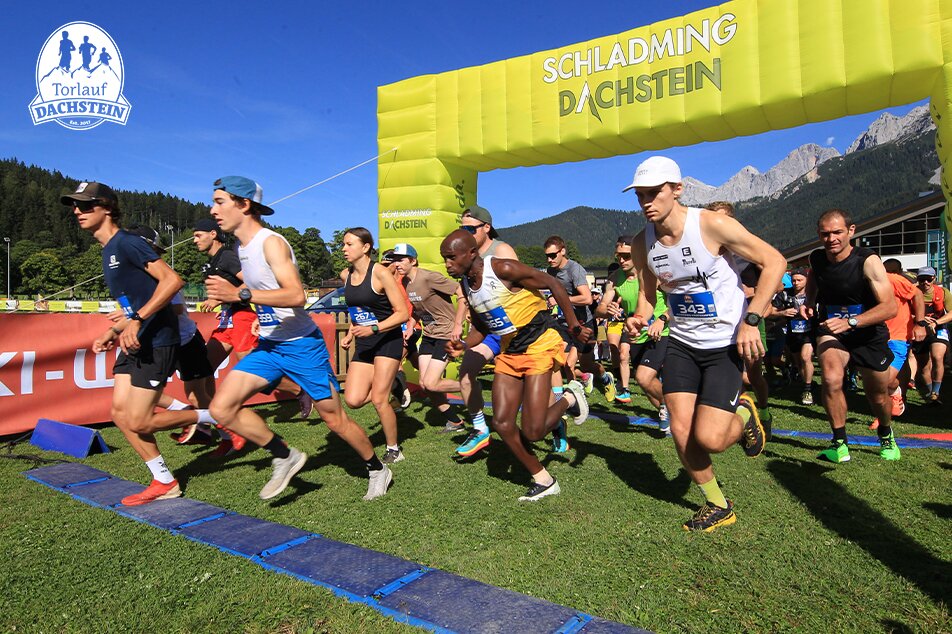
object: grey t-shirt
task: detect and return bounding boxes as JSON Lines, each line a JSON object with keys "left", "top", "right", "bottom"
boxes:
{"left": 547, "top": 259, "right": 592, "bottom": 323}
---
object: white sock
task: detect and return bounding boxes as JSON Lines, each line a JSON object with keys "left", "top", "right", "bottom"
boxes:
{"left": 196, "top": 409, "right": 217, "bottom": 425}
{"left": 145, "top": 455, "right": 175, "bottom": 484}
{"left": 166, "top": 399, "right": 190, "bottom": 411}
{"left": 387, "top": 444, "right": 400, "bottom": 452}
{"left": 532, "top": 468, "right": 554, "bottom": 486}
{"left": 891, "top": 386, "right": 902, "bottom": 397}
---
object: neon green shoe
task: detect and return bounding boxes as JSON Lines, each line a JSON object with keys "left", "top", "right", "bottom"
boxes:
{"left": 879, "top": 431, "right": 901, "bottom": 461}
{"left": 603, "top": 373, "right": 617, "bottom": 403}
{"left": 817, "top": 439, "right": 850, "bottom": 463}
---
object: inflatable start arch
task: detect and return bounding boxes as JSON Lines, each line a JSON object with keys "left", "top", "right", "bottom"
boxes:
{"left": 377, "top": 0, "right": 952, "bottom": 267}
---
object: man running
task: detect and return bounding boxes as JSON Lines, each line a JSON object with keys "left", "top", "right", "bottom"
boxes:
{"left": 452, "top": 205, "right": 520, "bottom": 457}
{"left": 442, "top": 230, "right": 590, "bottom": 501}
{"left": 801, "top": 209, "right": 900, "bottom": 463}
{"left": 625, "top": 156, "right": 786, "bottom": 532}
{"left": 206, "top": 176, "right": 391, "bottom": 500}
{"left": 912, "top": 266, "right": 951, "bottom": 405}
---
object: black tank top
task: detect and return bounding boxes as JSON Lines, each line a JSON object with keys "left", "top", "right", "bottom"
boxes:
{"left": 345, "top": 261, "right": 394, "bottom": 323}
{"left": 809, "top": 246, "right": 886, "bottom": 337}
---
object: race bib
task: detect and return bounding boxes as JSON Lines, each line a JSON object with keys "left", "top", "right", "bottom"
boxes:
{"left": 217, "top": 307, "right": 233, "bottom": 329}
{"left": 826, "top": 304, "right": 863, "bottom": 320}
{"left": 348, "top": 306, "right": 379, "bottom": 326}
{"left": 937, "top": 328, "right": 949, "bottom": 342}
{"left": 789, "top": 318, "right": 810, "bottom": 333}
{"left": 255, "top": 304, "right": 278, "bottom": 326}
{"left": 480, "top": 304, "right": 517, "bottom": 335}
{"left": 669, "top": 291, "right": 718, "bottom": 321}
{"left": 116, "top": 294, "right": 135, "bottom": 319}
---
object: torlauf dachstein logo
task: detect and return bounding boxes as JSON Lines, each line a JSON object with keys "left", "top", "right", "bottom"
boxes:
{"left": 29, "top": 22, "right": 131, "bottom": 130}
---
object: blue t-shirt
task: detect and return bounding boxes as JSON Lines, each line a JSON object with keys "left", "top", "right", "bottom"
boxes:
{"left": 102, "top": 230, "right": 178, "bottom": 348}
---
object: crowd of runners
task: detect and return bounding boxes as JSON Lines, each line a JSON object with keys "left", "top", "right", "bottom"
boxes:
{"left": 62, "top": 155, "right": 950, "bottom": 532}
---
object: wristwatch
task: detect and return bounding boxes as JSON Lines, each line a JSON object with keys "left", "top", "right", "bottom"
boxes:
{"left": 658, "top": 313, "right": 669, "bottom": 323}
{"left": 916, "top": 319, "right": 929, "bottom": 327}
{"left": 743, "top": 312, "right": 762, "bottom": 327}
{"left": 371, "top": 324, "right": 380, "bottom": 334}
{"left": 847, "top": 317, "right": 859, "bottom": 329}
{"left": 130, "top": 312, "right": 144, "bottom": 322}
{"left": 238, "top": 287, "right": 253, "bottom": 304}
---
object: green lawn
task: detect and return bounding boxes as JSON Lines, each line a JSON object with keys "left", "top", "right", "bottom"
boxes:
{"left": 1, "top": 380, "right": 949, "bottom": 633}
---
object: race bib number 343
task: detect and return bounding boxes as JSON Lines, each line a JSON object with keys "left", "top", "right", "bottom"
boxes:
{"left": 669, "top": 291, "right": 718, "bottom": 321}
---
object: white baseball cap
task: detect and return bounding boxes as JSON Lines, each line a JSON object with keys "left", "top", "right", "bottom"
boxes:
{"left": 622, "top": 156, "right": 682, "bottom": 191}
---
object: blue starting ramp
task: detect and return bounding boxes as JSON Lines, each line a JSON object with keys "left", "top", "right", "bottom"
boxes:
{"left": 30, "top": 419, "right": 110, "bottom": 459}
{"left": 22, "top": 464, "right": 650, "bottom": 634}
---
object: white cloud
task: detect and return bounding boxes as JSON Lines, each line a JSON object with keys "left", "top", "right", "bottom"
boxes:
{"left": 825, "top": 136, "right": 835, "bottom": 146}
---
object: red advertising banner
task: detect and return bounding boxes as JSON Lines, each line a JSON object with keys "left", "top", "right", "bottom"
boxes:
{"left": 0, "top": 312, "right": 338, "bottom": 436}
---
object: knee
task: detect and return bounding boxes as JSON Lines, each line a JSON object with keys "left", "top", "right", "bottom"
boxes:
{"left": 322, "top": 411, "right": 349, "bottom": 432}
{"left": 419, "top": 376, "right": 438, "bottom": 392}
{"left": 693, "top": 425, "right": 727, "bottom": 453}
{"left": 209, "top": 401, "right": 237, "bottom": 426}
{"left": 371, "top": 391, "right": 391, "bottom": 410}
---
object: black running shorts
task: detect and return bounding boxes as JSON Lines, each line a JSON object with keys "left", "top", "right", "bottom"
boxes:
{"left": 819, "top": 326, "right": 892, "bottom": 372}
{"left": 175, "top": 332, "right": 214, "bottom": 382}
{"left": 630, "top": 336, "right": 667, "bottom": 372}
{"left": 113, "top": 345, "right": 178, "bottom": 390}
{"left": 418, "top": 335, "right": 450, "bottom": 362}
{"left": 353, "top": 328, "right": 404, "bottom": 363}
{"left": 661, "top": 337, "right": 743, "bottom": 412}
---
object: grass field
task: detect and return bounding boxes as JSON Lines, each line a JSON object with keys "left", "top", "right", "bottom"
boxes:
{"left": 1, "top": 379, "right": 949, "bottom": 634}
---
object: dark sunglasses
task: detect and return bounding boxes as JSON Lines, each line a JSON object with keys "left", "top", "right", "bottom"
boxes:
{"left": 72, "top": 200, "right": 96, "bottom": 212}
{"left": 615, "top": 252, "right": 632, "bottom": 260}
{"left": 461, "top": 223, "right": 486, "bottom": 234}
{"left": 918, "top": 276, "right": 935, "bottom": 282}
{"left": 545, "top": 251, "right": 560, "bottom": 260}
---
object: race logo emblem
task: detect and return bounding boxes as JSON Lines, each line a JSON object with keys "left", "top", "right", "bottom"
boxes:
{"left": 29, "top": 22, "right": 131, "bottom": 130}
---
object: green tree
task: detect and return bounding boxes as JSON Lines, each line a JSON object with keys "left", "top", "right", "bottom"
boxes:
{"left": 20, "top": 250, "right": 70, "bottom": 297}
{"left": 329, "top": 229, "right": 348, "bottom": 276}
{"left": 66, "top": 243, "right": 109, "bottom": 298}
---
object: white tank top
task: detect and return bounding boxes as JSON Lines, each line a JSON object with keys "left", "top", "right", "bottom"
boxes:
{"left": 645, "top": 207, "right": 746, "bottom": 348}
{"left": 238, "top": 228, "right": 316, "bottom": 342}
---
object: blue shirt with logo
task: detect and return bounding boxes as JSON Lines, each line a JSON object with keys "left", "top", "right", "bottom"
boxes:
{"left": 102, "top": 230, "right": 178, "bottom": 348}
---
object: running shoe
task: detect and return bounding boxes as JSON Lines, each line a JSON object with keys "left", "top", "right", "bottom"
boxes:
{"left": 581, "top": 372, "right": 594, "bottom": 394}
{"left": 736, "top": 395, "right": 765, "bottom": 457}
{"left": 801, "top": 389, "right": 814, "bottom": 406}
{"left": 363, "top": 466, "right": 393, "bottom": 500}
{"left": 121, "top": 479, "right": 182, "bottom": 506}
{"left": 868, "top": 418, "right": 880, "bottom": 431}
{"left": 456, "top": 429, "right": 490, "bottom": 456}
{"left": 879, "top": 431, "right": 901, "bottom": 461}
{"left": 658, "top": 404, "right": 670, "bottom": 434}
{"left": 682, "top": 500, "right": 736, "bottom": 532}
{"left": 551, "top": 418, "right": 570, "bottom": 453}
{"left": 615, "top": 390, "right": 632, "bottom": 404}
{"left": 565, "top": 380, "right": 589, "bottom": 425}
{"left": 817, "top": 439, "right": 850, "bottom": 463}
{"left": 210, "top": 439, "right": 235, "bottom": 458}
{"left": 297, "top": 391, "right": 314, "bottom": 419}
{"left": 440, "top": 420, "right": 466, "bottom": 434}
{"left": 171, "top": 424, "right": 198, "bottom": 444}
{"left": 929, "top": 392, "right": 942, "bottom": 406}
{"left": 382, "top": 446, "right": 405, "bottom": 464}
{"left": 259, "top": 448, "right": 307, "bottom": 500}
{"left": 890, "top": 391, "right": 905, "bottom": 417}
{"left": 518, "top": 477, "right": 561, "bottom": 502}
{"left": 603, "top": 373, "right": 617, "bottom": 403}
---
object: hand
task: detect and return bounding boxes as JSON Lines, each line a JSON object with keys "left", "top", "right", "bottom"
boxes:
{"left": 118, "top": 318, "right": 142, "bottom": 353}
{"left": 605, "top": 302, "right": 624, "bottom": 320}
{"left": 352, "top": 325, "right": 375, "bottom": 338}
{"left": 646, "top": 319, "right": 665, "bottom": 341}
{"left": 450, "top": 322, "right": 463, "bottom": 342}
{"left": 251, "top": 319, "right": 260, "bottom": 337}
{"left": 798, "top": 305, "right": 814, "bottom": 321}
{"left": 445, "top": 339, "right": 466, "bottom": 359}
{"left": 206, "top": 275, "right": 240, "bottom": 303}
{"left": 820, "top": 317, "right": 852, "bottom": 335}
{"left": 105, "top": 309, "right": 124, "bottom": 323}
{"left": 200, "top": 299, "right": 221, "bottom": 312}
{"left": 92, "top": 329, "right": 117, "bottom": 353}
{"left": 403, "top": 327, "right": 412, "bottom": 342}
{"left": 340, "top": 333, "right": 353, "bottom": 349}
{"left": 913, "top": 325, "right": 927, "bottom": 342}
{"left": 624, "top": 314, "right": 648, "bottom": 335}
{"left": 781, "top": 307, "right": 797, "bottom": 318}
{"left": 571, "top": 324, "right": 593, "bottom": 344}
{"left": 735, "top": 323, "right": 765, "bottom": 360}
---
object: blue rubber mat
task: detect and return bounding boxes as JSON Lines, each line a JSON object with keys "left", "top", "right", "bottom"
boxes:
{"left": 180, "top": 514, "right": 312, "bottom": 559}
{"left": 116, "top": 497, "right": 228, "bottom": 531}
{"left": 24, "top": 463, "right": 112, "bottom": 489}
{"left": 22, "top": 464, "right": 650, "bottom": 633}
{"left": 262, "top": 536, "right": 424, "bottom": 599}
{"left": 376, "top": 569, "right": 583, "bottom": 634}
{"left": 68, "top": 478, "right": 146, "bottom": 508}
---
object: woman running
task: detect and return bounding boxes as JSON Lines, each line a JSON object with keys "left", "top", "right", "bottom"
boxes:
{"left": 340, "top": 228, "right": 410, "bottom": 464}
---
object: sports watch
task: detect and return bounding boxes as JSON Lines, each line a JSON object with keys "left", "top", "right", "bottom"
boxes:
{"left": 238, "top": 287, "right": 253, "bottom": 304}
{"left": 371, "top": 324, "right": 380, "bottom": 333}
{"left": 658, "top": 313, "right": 669, "bottom": 323}
{"left": 743, "top": 312, "right": 762, "bottom": 327}
{"left": 916, "top": 319, "right": 929, "bottom": 327}
{"left": 847, "top": 317, "right": 859, "bottom": 329}
{"left": 130, "top": 312, "right": 144, "bottom": 322}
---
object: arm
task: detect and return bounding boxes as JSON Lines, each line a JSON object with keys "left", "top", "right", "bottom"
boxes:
{"left": 911, "top": 286, "right": 927, "bottom": 341}
{"left": 626, "top": 230, "right": 657, "bottom": 332}
{"left": 490, "top": 241, "right": 519, "bottom": 260}
{"left": 118, "top": 258, "right": 184, "bottom": 353}
{"left": 205, "top": 236, "right": 306, "bottom": 308}
{"left": 352, "top": 266, "right": 409, "bottom": 338}
{"left": 934, "top": 289, "right": 952, "bottom": 327}
{"left": 594, "top": 281, "right": 620, "bottom": 319}
{"left": 493, "top": 258, "right": 591, "bottom": 342}
{"left": 821, "top": 256, "right": 898, "bottom": 334}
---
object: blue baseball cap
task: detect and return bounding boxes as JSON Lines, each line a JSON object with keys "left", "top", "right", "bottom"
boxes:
{"left": 213, "top": 176, "right": 274, "bottom": 215}
{"left": 392, "top": 243, "right": 418, "bottom": 259}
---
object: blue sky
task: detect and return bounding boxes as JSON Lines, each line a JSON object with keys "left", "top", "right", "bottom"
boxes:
{"left": 4, "top": 1, "right": 925, "bottom": 237}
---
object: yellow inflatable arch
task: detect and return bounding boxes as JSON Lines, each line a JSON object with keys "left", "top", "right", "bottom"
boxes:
{"left": 377, "top": 0, "right": 952, "bottom": 267}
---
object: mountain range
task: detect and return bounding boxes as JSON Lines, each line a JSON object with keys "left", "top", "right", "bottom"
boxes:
{"left": 497, "top": 105, "right": 939, "bottom": 261}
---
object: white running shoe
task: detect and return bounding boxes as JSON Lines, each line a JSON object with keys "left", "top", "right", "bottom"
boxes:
{"left": 259, "top": 448, "right": 307, "bottom": 500}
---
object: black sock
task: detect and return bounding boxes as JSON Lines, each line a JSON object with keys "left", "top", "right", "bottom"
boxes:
{"left": 365, "top": 454, "right": 384, "bottom": 471}
{"left": 442, "top": 408, "right": 462, "bottom": 425}
{"left": 263, "top": 434, "right": 291, "bottom": 459}
{"left": 832, "top": 427, "right": 848, "bottom": 443}
{"left": 877, "top": 425, "right": 892, "bottom": 438}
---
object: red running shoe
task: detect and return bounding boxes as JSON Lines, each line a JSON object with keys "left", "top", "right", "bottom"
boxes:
{"left": 890, "top": 392, "right": 905, "bottom": 417}
{"left": 121, "top": 479, "right": 181, "bottom": 506}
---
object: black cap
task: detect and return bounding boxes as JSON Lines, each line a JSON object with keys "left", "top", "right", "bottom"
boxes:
{"left": 60, "top": 181, "right": 118, "bottom": 206}
{"left": 194, "top": 218, "right": 222, "bottom": 234}
{"left": 126, "top": 224, "right": 166, "bottom": 254}
{"left": 462, "top": 204, "right": 499, "bottom": 239}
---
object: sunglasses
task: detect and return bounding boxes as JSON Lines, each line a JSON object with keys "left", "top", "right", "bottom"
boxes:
{"left": 461, "top": 222, "right": 486, "bottom": 234}
{"left": 918, "top": 276, "right": 935, "bottom": 282}
{"left": 615, "top": 252, "right": 632, "bottom": 260}
{"left": 545, "top": 251, "right": 560, "bottom": 260}
{"left": 73, "top": 200, "right": 96, "bottom": 212}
